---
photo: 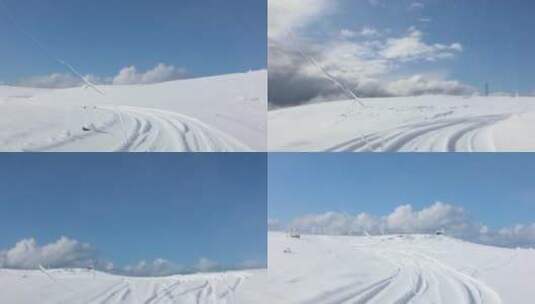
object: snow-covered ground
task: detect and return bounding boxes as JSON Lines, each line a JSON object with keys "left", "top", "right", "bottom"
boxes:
{"left": 0, "top": 70, "right": 266, "bottom": 152}
{"left": 269, "top": 95, "right": 535, "bottom": 152}
{"left": 2, "top": 233, "right": 534, "bottom": 303}
{"left": 0, "top": 267, "right": 263, "bottom": 304}
{"left": 239, "top": 232, "right": 535, "bottom": 303}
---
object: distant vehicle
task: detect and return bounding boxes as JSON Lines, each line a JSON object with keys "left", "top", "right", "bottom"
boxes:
{"left": 288, "top": 228, "right": 301, "bottom": 239}
{"left": 435, "top": 229, "right": 446, "bottom": 236}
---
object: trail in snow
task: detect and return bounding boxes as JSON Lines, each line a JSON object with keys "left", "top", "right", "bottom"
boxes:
{"left": 2, "top": 233, "right": 533, "bottom": 303}
{"left": 235, "top": 232, "right": 535, "bottom": 304}
{"left": 0, "top": 269, "right": 250, "bottom": 304}
{"left": 326, "top": 114, "right": 507, "bottom": 152}
{"left": 20, "top": 105, "right": 250, "bottom": 152}
{"left": 269, "top": 95, "right": 535, "bottom": 152}
{"left": 0, "top": 70, "right": 266, "bottom": 151}
{"left": 300, "top": 243, "right": 502, "bottom": 304}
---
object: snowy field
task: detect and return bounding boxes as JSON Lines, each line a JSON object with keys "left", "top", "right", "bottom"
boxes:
{"left": 269, "top": 95, "right": 535, "bottom": 152}
{"left": 239, "top": 232, "right": 535, "bottom": 304}
{"left": 0, "top": 70, "right": 266, "bottom": 152}
{"left": 2, "top": 232, "right": 534, "bottom": 303}
{"left": 0, "top": 268, "right": 263, "bottom": 304}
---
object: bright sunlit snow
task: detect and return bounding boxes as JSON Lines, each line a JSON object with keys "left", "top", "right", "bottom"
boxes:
{"left": 0, "top": 70, "right": 266, "bottom": 152}
{"left": 239, "top": 232, "right": 535, "bottom": 303}
{"left": 0, "top": 267, "right": 263, "bottom": 304}
{"left": 269, "top": 95, "right": 535, "bottom": 152}
{"left": 6, "top": 230, "right": 534, "bottom": 304}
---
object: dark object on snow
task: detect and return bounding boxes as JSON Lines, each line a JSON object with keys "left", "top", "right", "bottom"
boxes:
{"left": 435, "top": 230, "right": 444, "bottom": 235}
{"left": 82, "top": 126, "right": 91, "bottom": 132}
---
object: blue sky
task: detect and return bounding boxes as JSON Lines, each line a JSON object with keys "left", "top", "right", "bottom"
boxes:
{"left": 269, "top": 0, "right": 535, "bottom": 105}
{"left": 269, "top": 153, "right": 535, "bottom": 229}
{"left": 0, "top": 0, "right": 266, "bottom": 85}
{"left": 0, "top": 153, "right": 266, "bottom": 272}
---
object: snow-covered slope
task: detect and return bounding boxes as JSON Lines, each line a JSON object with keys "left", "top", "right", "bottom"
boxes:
{"left": 0, "top": 268, "right": 260, "bottom": 304}
{"left": 2, "top": 233, "right": 534, "bottom": 303}
{"left": 239, "top": 232, "right": 535, "bottom": 303}
{"left": 0, "top": 70, "right": 266, "bottom": 152}
{"left": 269, "top": 95, "right": 535, "bottom": 152}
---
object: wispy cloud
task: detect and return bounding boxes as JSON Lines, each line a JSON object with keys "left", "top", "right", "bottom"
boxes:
{"left": 408, "top": 2, "right": 425, "bottom": 11}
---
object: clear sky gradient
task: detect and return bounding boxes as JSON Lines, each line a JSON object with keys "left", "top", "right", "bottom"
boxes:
{"left": 0, "top": 0, "right": 266, "bottom": 83}
{"left": 0, "top": 153, "right": 267, "bottom": 269}
{"left": 311, "top": 0, "right": 535, "bottom": 94}
{"left": 269, "top": 153, "right": 535, "bottom": 228}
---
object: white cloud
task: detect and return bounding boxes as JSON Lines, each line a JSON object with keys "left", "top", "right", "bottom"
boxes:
{"left": 268, "top": 0, "right": 333, "bottom": 40}
{"left": 112, "top": 63, "right": 187, "bottom": 85}
{"left": 360, "top": 27, "right": 380, "bottom": 37}
{"left": 123, "top": 258, "right": 183, "bottom": 277}
{"left": 196, "top": 257, "right": 219, "bottom": 272}
{"left": 286, "top": 202, "right": 535, "bottom": 248}
{"left": 380, "top": 29, "right": 462, "bottom": 62}
{"left": 16, "top": 73, "right": 84, "bottom": 88}
{"left": 386, "top": 75, "right": 475, "bottom": 96}
{"left": 339, "top": 27, "right": 380, "bottom": 39}
{"left": 0, "top": 237, "right": 97, "bottom": 269}
{"left": 268, "top": 0, "right": 470, "bottom": 106}
{"left": 122, "top": 256, "right": 222, "bottom": 276}
{"left": 269, "top": 25, "right": 468, "bottom": 105}
{"left": 15, "top": 63, "right": 188, "bottom": 88}
{"left": 409, "top": 2, "right": 425, "bottom": 10}
{"left": 339, "top": 29, "right": 357, "bottom": 39}
{"left": 0, "top": 238, "right": 261, "bottom": 276}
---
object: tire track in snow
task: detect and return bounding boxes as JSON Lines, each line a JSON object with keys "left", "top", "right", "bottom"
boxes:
{"left": 109, "top": 106, "right": 252, "bottom": 152}
{"left": 23, "top": 105, "right": 251, "bottom": 152}
{"left": 302, "top": 241, "right": 503, "bottom": 304}
{"left": 363, "top": 247, "right": 502, "bottom": 304}
{"left": 301, "top": 269, "right": 400, "bottom": 304}
{"left": 326, "top": 114, "right": 508, "bottom": 152}
{"left": 43, "top": 273, "right": 247, "bottom": 304}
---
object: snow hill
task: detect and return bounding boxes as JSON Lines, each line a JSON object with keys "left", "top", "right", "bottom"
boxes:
{"left": 269, "top": 95, "right": 535, "bottom": 152}
{"left": 0, "top": 70, "right": 266, "bottom": 152}
{"left": 2, "top": 233, "right": 534, "bottom": 303}
{"left": 0, "top": 267, "right": 262, "bottom": 304}
{"left": 239, "top": 232, "right": 535, "bottom": 303}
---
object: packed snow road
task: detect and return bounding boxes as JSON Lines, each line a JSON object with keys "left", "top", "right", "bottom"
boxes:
{"left": 239, "top": 232, "right": 535, "bottom": 303}
{"left": 269, "top": 95, "right": 535, "bottom": 152}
